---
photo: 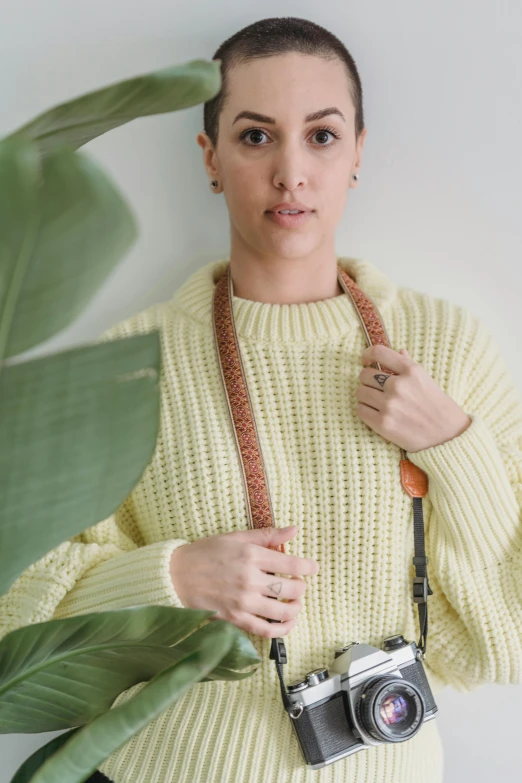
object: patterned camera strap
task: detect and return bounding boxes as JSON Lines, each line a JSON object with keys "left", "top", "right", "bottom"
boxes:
{"left": 212, "top": 263, "right": 433, "bottom": 660}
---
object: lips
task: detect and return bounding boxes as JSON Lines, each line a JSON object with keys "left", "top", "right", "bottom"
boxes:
{"left": 265, "top": 210, "right": 312, "bottom": 227}
{"left": 267, "top": 202, "right": 312, "bottom": 213}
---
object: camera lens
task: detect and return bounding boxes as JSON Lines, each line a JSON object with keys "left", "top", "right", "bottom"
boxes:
{"left": 357, "top": 677, "right": 425, "bottom": 743}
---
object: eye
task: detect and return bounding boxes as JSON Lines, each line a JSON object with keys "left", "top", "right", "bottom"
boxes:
{"left": 239, "top": 125, "right": 342, "bottom": 147}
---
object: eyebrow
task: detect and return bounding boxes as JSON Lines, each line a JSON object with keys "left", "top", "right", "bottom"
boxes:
{"left": 231, "top": 107, "right": 346, "bottom": 126}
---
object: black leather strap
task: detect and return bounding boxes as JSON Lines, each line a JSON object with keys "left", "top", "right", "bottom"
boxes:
{"left": 412, "top": 496, "right": 433, "bottom": 656}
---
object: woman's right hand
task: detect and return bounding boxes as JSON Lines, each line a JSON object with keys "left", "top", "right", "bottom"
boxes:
{"left": 169, "top": 525, "right": 319, "bottom": 638}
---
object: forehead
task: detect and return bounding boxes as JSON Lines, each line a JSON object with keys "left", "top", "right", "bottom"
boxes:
{"left": 223, "top": 53, "right": 353, "bottom": 118}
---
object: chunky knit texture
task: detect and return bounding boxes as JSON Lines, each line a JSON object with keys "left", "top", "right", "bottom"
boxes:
{"left": 2, "top": 256, "right": 522, "bottom": 783}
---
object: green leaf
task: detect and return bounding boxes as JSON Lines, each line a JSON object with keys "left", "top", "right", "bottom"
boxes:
{"left": 0, "top": 137, "right": 137, "bottom": 358}
{"left": 19, "top": 623, "right": 238, "bottom": 783}
{"left": 3, "top": 59, "right": 222, "bottom": 156}
{"left": 0, "top": 333, "right": 161, "bottom": 594}
{"left": 0, "top": 606, "right": 259, "bottom": 735}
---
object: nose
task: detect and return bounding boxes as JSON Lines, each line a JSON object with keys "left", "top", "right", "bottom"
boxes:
{"left": 271, "top": 141, "right": 309, "bottom": 193}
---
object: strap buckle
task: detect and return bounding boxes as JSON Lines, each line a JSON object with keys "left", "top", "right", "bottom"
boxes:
{"left": 270, "top": 637, "right": 287, "bottom": 665}
{"left": 413, "top": 576, "right": 431, "bottom": 604}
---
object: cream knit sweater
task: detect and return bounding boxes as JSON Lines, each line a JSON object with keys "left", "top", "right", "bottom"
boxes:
{"left": 2, "top": 256, "right": 522, "bottom": 783}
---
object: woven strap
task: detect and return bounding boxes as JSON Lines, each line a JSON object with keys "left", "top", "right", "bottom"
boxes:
{"left": 212, "top": 262, "right": 432, "bottom": 655}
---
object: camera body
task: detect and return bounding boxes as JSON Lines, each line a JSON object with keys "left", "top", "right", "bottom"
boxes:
{"left": 285, "top": 634, "right": 437, "bottom": 769}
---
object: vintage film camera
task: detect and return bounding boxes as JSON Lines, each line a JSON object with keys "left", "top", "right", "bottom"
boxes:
{"left": 271, "top": 633, "right": 437, "bottom": 769}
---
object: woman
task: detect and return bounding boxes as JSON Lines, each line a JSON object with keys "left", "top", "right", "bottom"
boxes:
{"left": 4, "top": 16, "right": 522, "bottom": 783}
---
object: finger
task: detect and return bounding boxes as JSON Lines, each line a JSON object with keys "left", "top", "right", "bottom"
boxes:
{"left": 235, "top": 612, "right": 298, "bottom": 639}
{"left": 256, "top": 548, "right": 320, "bottom": 578}
{"left": 226, "top": 525, "right": 299, "bottom": 546}
{"left": 252, "top": 595, "right": 302, "bottom": 623}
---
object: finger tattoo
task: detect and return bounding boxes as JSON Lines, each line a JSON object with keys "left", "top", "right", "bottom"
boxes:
{"left": 374, "top": 373, "right": 390, "bottom": 388}
{"left": 267, "top": 581, "right": 283, "bottom": 595}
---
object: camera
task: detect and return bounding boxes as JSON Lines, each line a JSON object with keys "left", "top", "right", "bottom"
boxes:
{"left": 284, "top": 634, "right": 438, "bottom": 769}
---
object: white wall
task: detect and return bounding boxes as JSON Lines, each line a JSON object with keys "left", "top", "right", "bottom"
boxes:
{"left": 1, "top": 1, "right": 521, "bottom": 780}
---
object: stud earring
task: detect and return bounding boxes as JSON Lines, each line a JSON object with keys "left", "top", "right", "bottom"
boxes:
{"left": 211, "top": 180, "right": 218, "bottom": 188}
{"left": 353, "top": 174, "right": 359, "bottom": 180}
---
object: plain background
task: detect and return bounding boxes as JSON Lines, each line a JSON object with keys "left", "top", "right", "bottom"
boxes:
{"left": 1, "top": 1, "right": 521, "bottom": 781}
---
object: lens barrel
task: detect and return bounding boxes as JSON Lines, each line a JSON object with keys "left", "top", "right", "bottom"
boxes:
{"left": 357, "top": 677, "right": 425, "bottom": 743}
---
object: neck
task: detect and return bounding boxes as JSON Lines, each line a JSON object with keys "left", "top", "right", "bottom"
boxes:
{"left": 228, "top": 257, "right": 344, "bottom": 305}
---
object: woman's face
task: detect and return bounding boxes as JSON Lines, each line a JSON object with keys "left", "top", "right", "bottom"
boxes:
{"left": 197, "top": 52, "right": 366, "bottom": 263}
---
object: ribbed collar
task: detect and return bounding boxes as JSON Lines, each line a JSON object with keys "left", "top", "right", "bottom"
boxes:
{"left": 168, "top": 256, "right": 398, "bottom": 344}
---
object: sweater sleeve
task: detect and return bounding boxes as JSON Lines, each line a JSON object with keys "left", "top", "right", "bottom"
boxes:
{"left": 405, "top": 308, "right": 522, "bottom": 692}
{"left": 0, "top": 310, "right": 191, "bottom": 643}
{"left": 0, "top": 500, "right": 191, "bottom": 641}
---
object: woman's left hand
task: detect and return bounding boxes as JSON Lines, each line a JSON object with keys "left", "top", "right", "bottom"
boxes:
{"left": 355, "top": 344, "right": 472, "bottom": 453}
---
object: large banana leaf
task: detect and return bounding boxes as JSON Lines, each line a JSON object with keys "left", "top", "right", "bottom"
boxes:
{"left": 12, "top": 622, "right": 243, "bottom": 783}
{"left": 3, "top": 59, "right": 222, "bottom": 156}
{"left": 0, "top": 55, "right": 229, "bottom": 782}
{"left": 0, "top": 137, "right": 137, "bottom": 359}
{"left": 0, "top": 605, "right": 261, "bottom": 734}
{"left": 0, "top": 332, "right": 161, "bottom": 594}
